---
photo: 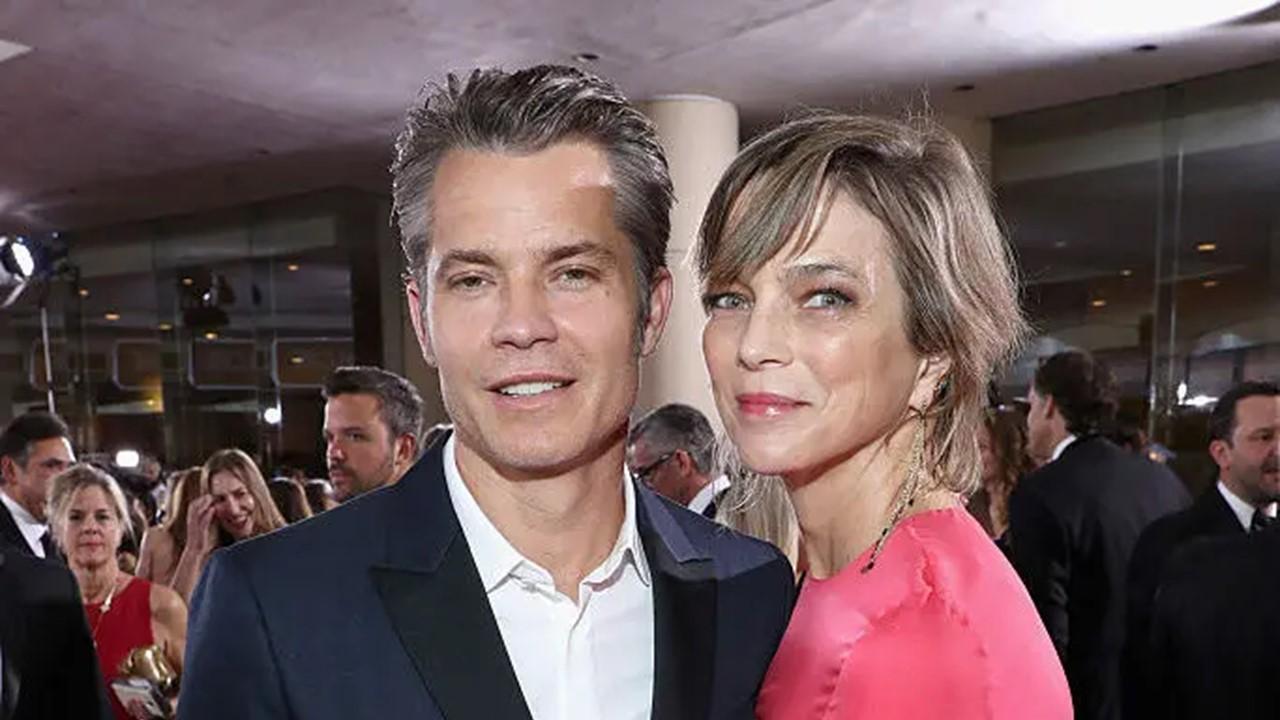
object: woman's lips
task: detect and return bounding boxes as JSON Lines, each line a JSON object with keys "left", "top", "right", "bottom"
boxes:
{"left": 736, "top": 392, "right": 808, "bottom": 417}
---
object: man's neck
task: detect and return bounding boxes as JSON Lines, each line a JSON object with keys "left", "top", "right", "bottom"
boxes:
{"left": 453, "top": 437, "right": 627, "bottom": 599}
{"left": 0, "top": 486, "right": 42, "bottom": 526}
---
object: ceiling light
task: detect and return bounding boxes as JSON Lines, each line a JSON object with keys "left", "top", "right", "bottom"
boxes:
{"left": 182, "top": 277, "right": 194, "bottom": 286}
{"left": 0, "top": 236, "right": 35, "bottom": 278}
{"left": 158, "top": 322, "right": 173, "bottom": 331}
{"left": 286, "top": 263, "right": 300, "bottom": 272}
{"left": 263, "top": 405, "right": 283, "bottom": 426}
{"left": 115, "top": 449, "right": 140, "bottom": 469}
{"left": 204, "top": 331, "right": 218, "bottom": 340}
{"left": 78, "top": 287, "right": 89, "bottom": 297}
{"left": 289, "top": 355, "right": 304, "bottom": 365}
{"left": 1202, "top": 279, "right": 1219, "bottom": 288}
{"left": 1090, "top": 299, "right": 1107, "bottom": 308}
{"left": 1120, "top": 269, "right": 1133, "bottom": 277}
{"left": 1053, "top": 241, "right": 1068, "bottom": 249}
{"left": 1196, "top": 242, "right": 1217, "bottom": 252}
{"left": 104, "top": 312, "right": 120, "bottom": 321}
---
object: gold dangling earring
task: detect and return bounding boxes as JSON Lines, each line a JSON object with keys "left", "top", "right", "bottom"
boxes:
{"left": 861, "top": 418, "right": 926, "bottom": 574}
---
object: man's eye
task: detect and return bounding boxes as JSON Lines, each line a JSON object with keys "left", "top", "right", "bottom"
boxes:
{"left": 450, "top": 275, "right": 488, "bottom": 291}
{"left": 555, "top": 267, "right": 595, "bottom": 287}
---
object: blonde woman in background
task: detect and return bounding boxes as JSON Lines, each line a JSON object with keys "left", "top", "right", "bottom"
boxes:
{"left": 49, "top": 464, "right": 186, "bottom": 720}
{"left": 137, "top": 467, "right": 202, "bottom": 586}
{"left": 170, "top": 450, "right": 285, "bottom": 603}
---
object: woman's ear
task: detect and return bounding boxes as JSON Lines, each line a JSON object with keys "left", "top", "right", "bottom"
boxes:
{"left": 910, "top": 355, "right": 953, "bottom": 414}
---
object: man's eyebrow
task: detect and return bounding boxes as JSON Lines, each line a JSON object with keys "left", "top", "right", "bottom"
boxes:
{"left": 434, "top": 249, "right": 498, "bottom": 276}
{"left": 539, "top": 241, "right": 619, "bottom": 267}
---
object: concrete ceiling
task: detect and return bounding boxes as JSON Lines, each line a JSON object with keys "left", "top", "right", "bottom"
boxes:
{"left": 2, "top": 0, "right": 1280, "bottom": 232}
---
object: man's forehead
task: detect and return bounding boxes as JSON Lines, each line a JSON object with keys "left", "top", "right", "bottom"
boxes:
{"left": 29, "top": 436, "right": 73, "bottom": 459}
{"left": 1235, "top": 395, "right": 1280, "bottom": 429}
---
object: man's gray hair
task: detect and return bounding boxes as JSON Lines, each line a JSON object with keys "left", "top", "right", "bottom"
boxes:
{"left": 390, "top": 64, "right": 674, "bottom": 329}
{"left": 629, "top": 403, "right": 717, "bottom": 475}
{"left": 322, "top": 366, "right": 426, "bottom": 458}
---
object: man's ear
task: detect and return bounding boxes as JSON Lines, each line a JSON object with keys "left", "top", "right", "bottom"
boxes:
{"left": 395, "top": 434, "right": 417, "bottom": 466}
{"left": 673, "top": 448, "right": 695, "bottom": 476}
{"left": 1209, "top": 438, "right": 1232, "bottom": 472}
{"left": 639, "top": 268, "right": 674, "bottom": 358}
{"left": 0, "top": 455, "right": 14, "bottom": 485}
{"left": 405, "top": 279, "right": 437, "bottom": 368}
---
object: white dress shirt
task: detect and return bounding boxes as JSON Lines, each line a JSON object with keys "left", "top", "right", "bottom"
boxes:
{"left": 1049, "top": 434, "right": 1078, "bottom": 464}
{"left": 1216, "top": 481, "right": 1278, "bottom": 532}
{"left": 444, "top": 436, "right": 655, "bottom": 720}
{"left": 0, "top": 488, "right": 48, "bottom": 558}
{"left": 687, "top": 474, "right": 731, "bottom": 516}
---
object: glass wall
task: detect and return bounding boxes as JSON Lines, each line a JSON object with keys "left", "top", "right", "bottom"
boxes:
{"left": 994, "top": 61, "right": 1280, "bottom": 492}
{"left": 0, "top": 189, "right": 389, "bottom": 477}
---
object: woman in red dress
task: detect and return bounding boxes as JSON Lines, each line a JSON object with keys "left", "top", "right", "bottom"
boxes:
{"left": 50, "top": 464, "right": 187, "bottom": 720}
{"left": 696, "top": 112, "right": 1072, "bottom": 718}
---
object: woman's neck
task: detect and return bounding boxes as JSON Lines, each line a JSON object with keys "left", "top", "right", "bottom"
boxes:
{"left": 76, "top": 560, "right": 122, "bottom": 604}
{"left": 785, "top": 421, "right": 954, "bottom": 579}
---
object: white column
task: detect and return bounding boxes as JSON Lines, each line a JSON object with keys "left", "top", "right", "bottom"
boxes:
{"left": 636, "top": 95, "right": 739, "bottom": 426}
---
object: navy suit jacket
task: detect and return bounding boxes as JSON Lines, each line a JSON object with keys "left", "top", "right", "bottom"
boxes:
{"left": 180, "top": 437, "right": 795, "bottom": 720}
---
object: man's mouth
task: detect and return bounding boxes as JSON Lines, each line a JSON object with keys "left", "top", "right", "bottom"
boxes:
{"left": 496, "top": 381, "right": 568, "bottom": 397}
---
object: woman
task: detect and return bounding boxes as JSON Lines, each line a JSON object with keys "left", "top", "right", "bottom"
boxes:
{"left": 969, "top": 406, "right": 1033, "bottom": 540}
{"left": 49, "top": 464, "right": 187, "bottom": 720}
{"left": 268, "top": 477, "right": 313, "bottom": 524}
{"left": 696, "top": 112, "right": 1072, "bottom": 717}
{"left": 136, "top": 467, "right": 202, "bottom": 586}
{"left": 170, "top": 449, "right": 286, "bottom": 603}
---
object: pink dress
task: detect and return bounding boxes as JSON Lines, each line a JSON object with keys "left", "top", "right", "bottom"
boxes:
{"left": 757, "top": 508, "right": 1071, "bottom": 719}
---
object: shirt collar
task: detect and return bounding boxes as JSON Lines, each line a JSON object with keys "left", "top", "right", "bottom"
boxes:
{"left": 0, "top": 487, "right": 48, "bottom": 553}
{"left": 687, "top": 474, "right": 731, "bottom": 515}
{"left": 443, "top": 435, "right": 650, "bottom": 594}
{"left": 1049, "top": 434, "right": 1078, "bottom": 463}
{"left": 1217, "top": 480, "right": 1277, "bottom": 532}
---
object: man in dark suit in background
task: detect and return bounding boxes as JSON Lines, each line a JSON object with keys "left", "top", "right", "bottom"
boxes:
{"left": 181, "top": 65, "right": 795, "bottom": 720}
{"left": 1009, "top": 350, "right": 1189, "bottom": 720}
{"left": 628, "top": 404, "right": 729, "bottom": 519}
{"left": 1123, "top": 380, "right": 1279, "bottom": 717}
{"left": 0, "top": 548, "right": 111, "bottom": 720}
{"left": 0, "top": 412, "right": 75, "bottom": 560}
{"left": 1139, "top": 521, "right": 1280, "bottom": 720}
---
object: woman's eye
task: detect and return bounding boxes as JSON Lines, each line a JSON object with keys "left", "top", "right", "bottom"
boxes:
{"left": 703, "top": 292, "right": 748, "bottom": 312}
{"left": 802, "top": 290, "right": 852, "bottom": 309}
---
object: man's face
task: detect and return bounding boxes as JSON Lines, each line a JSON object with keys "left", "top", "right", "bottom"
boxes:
{"left": 324, "top": 393, "right": 401, "bottom": 502}
{"left": 407, "top": 142, "right": 671, "bottom": 479}
{"left": 1025, "top": 385, "right": 1056, "bottom": 464}
{"left": 627, "top": 438, "right": 685, "bottom": 504}
{"left": 1214, "top": 394, "right": 1280, "bottom": 507}
{"left": 1, "top": 437, "right": 74, "bottom": 521}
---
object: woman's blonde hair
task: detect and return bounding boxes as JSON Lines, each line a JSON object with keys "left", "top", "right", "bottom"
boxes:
{"left": 696, "top": 111, "right": 1028, "bottom": 494}
{"left": 200, "top": 449, "right": 286, "bottom": 545}
{"left": 48, "top": 464, "right": 133, "bottom": 552}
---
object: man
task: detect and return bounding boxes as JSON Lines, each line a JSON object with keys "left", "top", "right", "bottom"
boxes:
{"left": 1009, "top": 350, "right": 1189, "bottom": 720}
{"left": 0, "top": 412, "right": 74, "bottom": 559}
{"left": 1138, "top": 522, "right": 1280, "bottom": 720}
{"left": 1123, "top": 380, "right": 1279, "bottom": 717}
{"left": 322, "top": 366, "right": 426, "bottom": 501}
{"left": 0, "top": 548, "right": 112, "bottom": 720}
{"left": 628, "top": 404, "right": 728, "bottom": 518}
{"left": 182, "top": 65, "right": 795, "bottom": 720}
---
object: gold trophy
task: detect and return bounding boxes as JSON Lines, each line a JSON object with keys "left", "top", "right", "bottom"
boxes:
{"left": 111, "top": 645, "right": 178, "bottom": 718}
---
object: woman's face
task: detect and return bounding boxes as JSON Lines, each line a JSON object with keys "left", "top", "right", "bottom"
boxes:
{"left": 702, "top": 192, "right": 939, "bottom": 480}
{"left": 62, "top": 485, "right": 124, "bottom": 569}
{"left": 210, "top": 470, "right": 256, "bottom": 539}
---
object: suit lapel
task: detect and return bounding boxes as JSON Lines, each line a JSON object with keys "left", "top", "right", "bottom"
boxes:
{"left": 368, "top": 438, "right": 532, "bottom": 720}
{"left": 0, "top": 503, "right": 32, "bottom": 556}
{"left": 638, "top": 486, "right": 718, "bottom": 720}
{"left": 1200, "top": 485, "right": 1248, "bottom": 535}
